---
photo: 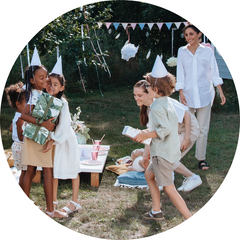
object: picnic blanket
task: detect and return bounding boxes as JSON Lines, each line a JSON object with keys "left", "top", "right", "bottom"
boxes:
{"left": 106, "top": 156, "right": 149, "bottom": 189}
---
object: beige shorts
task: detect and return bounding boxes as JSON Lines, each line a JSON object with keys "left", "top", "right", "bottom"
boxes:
{"left": 147, "top": 156, "right": 175, "bottom": 186}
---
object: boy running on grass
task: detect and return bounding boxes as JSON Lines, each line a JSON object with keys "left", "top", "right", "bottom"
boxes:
{"left": 133, "top": 56, "right": 191, "bottom": 221}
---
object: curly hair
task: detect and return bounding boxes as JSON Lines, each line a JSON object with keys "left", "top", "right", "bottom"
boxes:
{"left": 144, "top": 72, "right": 176, "bottom": 96}
{"left": 5, "top": 81, "right": 25, "bottom": 109}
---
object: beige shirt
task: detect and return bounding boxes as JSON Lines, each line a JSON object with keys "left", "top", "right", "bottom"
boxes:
{"left": 149, "top": 96, "right": 181, "bottom": 163}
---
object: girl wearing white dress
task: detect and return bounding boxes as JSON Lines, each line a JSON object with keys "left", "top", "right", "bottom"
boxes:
{"left": 176, "top": 23, "right": 226, "bottom": 170}
{"left": 45, "top": 56, "right": 82, "bottom": 214}
{"left": 5, "top": 82, "right": 27, "bottom": 188}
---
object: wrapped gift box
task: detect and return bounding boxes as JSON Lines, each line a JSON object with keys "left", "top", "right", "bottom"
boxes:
{"left": 23, "top": 92, "right": 63, "bottom": 145}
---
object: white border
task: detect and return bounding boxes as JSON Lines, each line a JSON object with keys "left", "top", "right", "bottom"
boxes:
{"left": 0, "top": 1, "right": 239, "bottom": 239}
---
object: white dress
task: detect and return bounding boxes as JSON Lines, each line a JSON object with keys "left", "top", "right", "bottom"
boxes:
{"left": 51, "top": 97, "right": 81, "bottom": 179}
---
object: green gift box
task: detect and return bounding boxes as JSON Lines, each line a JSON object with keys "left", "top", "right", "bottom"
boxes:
{"left": 23, "top": 92, "right": 64, "bottom": 145}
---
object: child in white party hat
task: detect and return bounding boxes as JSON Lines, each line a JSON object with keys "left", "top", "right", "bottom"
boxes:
{"left": 133, "top": 55, "right": 192, "bottom": 221}
{"left": 21, "top": 48, "right": 68, "bottom": 219}
{"left": 45, "top": 56, "right": 82, "bottom": 214}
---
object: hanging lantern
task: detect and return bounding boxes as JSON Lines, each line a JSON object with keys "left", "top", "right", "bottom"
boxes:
{"left": 121, "top": 42, "right": 139, "bottom": 61}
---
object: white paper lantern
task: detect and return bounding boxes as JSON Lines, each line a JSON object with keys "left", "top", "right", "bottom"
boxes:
{"left": 121, "top": 42, "right": 139, "bottom": 61}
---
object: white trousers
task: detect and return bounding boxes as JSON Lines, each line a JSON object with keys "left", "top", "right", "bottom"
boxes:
{"left": 189, "top": 102, "right": 212, "bottom": 160}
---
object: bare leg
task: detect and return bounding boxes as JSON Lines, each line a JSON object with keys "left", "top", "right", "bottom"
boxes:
{"left": 163, "top": 184, "right": 192, "bottom": 220}
{"left": 22, "top": 165, "right": 37, "bottom": 197}
{"left": 174, "top": 163, "right": 193, "bottom": 178}
{"left": 61, "top": 174, "right": 81, "bottom": 212}
{"left": 53, "top": 178, "right": 59, "bottom": 208}
{"left": 72, "top": 174, "right": 80, "bottom": 203}
{"left": 145, "top": 170, "right": 161, "bottom": 212}
{"left": 19, "top": 170, "right": 26, "bottom": 190}
{"left": 43, "top": 167, "right": 54, "bottom": 213}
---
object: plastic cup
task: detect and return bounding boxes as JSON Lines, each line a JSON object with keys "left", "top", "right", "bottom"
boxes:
{"left": 94, "top": 140, "right": 101, "bottom": 145}
{"left": 93, "top": 144, "right": 100, "bottom": 151}
{"left": 91, "top": 151, "right": 99, "bottom": 160}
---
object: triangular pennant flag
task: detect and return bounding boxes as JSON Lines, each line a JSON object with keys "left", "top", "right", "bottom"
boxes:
{"left": 174, "top": 22, "right": 182, "bottom": 29}
{"left": 30, "top": 47, "right": 41, "bottom": 66}
{"left": 105, "top": 22, "right": 112, "bottom": 29}
{"left": 156, "top": 23, "right": 163, "bottom": 30}
{"left": 97, "top": 22, "right": 103, "bottom": 28}
{"left": 113, "top": 23, "right": 120, "bottom": 30}
{"left": 121, "top": 23, "right": 128, "bottom": 30}
{"left": 165, "top": 22, "right": 172, "bottom": 30}
{"left": 51, "top": 56, "right": 63, "bottom": 75}
{"left": 151, "top": 55, "right": 168, "bottom": 78}
{"left": 183, "top": 22, "right": 188, "bottom": 26}
{"left": 147, "top": 23, "right": 154, "bottom": 30}
{"left": 130, "top": 23, "right": 137, "bottom": 30}
{"left": 138, "top": 23, "right": 145, "bottom": 30}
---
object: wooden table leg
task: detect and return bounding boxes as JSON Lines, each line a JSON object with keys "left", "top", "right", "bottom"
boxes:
{"left": 91, "top": 173, "right": 99, "bottom": 187}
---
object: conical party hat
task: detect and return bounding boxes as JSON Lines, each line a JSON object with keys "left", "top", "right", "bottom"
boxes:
{"left": 151, "top": 55, "right": 168, "bottom": 78}
{"left": 51, "top": 56, "right": 63, "bottom": 75}
{"left": 30, "top": 46, "right": 41, "bottom": 66}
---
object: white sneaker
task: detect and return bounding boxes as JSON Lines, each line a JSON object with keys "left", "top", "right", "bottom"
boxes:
{"left": 178, "top": 175, "right": 202, "bottom": 192}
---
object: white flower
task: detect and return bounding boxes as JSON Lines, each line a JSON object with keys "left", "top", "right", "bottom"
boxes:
{"left": 166, "top": 57, "right": 177, "bottom": 67}
{"left": 121, "top": 42, "right": 139, "bottom": 61}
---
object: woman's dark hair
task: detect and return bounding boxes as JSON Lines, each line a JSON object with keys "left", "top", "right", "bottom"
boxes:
{"left": 24, "top": 65, "right": 47, "bottom": 102}
{"left": 5, "top": 81, "right": 25, "bottom": 110}
{"left": 49, "top": 73, "right": 66, "bottom": 99}
{"left": 183, "top": 23, "right": 201, "bottom": 35}
{"left": 134, "top": 80, "right": 149, "bottom": 127}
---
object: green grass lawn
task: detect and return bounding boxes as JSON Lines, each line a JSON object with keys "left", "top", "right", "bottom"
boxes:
{"left": 1, "top": 87, "right": 239, "bottom": 239}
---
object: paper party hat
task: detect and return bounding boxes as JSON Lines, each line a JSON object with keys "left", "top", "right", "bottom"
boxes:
{"left": 30, "top": 46, "right": 41, "bottom": 66}
{"left": 151, "top": 55, "right": 168, "bottom": 78}
{"left": 51, "top": 56, "right": 63, "bottom": 75}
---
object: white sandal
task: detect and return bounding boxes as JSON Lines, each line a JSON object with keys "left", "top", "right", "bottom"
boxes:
{"left": 60, "top": 200, "right": 82, "bottom": 214}
{"left": 53, "top": 201, "right": 58, "bottom": 209}
{"left": 46, "top": 209, "right": 68, "bottom": 219}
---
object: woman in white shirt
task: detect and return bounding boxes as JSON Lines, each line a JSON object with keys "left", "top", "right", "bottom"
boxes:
{"left": 176, "top": 23, "right": 226, "bottom": 170}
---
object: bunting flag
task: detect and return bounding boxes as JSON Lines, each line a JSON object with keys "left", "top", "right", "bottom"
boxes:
{"left": 165, "top": 22, "right": 172, "bottom": 30}
{"left": 113, "top": 23, "right": 120, "bottom": 29}
{"left": 138, "top": 23, "right": 145, "bottom": 30}
{"left": 105, "top": 22, "right": 112, "bottom": 29}
{"left": 97, "top": 22, "right": 103, "bottom": 28}
{"left": 121, "top": 23, "right": 128, "bottom": 30}
{"left": 174, "top": 22, "right": 182, "bottom": 29}
{"left": 98, "top": 21, "right": 188, "bottom": 31}
{"left": 130, "top": 23, "right": 137, "bottom": 30}
{"left": 147, "top": 23, "right": 154, "bottom": 30}
{"left": 157, "top": 23, "right": 163, "bottom": 30}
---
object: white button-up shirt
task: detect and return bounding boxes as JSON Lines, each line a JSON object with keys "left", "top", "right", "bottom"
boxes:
{"left": 175, "top": 44, "right": 223, "bottom": 109}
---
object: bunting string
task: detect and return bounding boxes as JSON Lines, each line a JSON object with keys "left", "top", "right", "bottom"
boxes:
{"left": 101, "top": 22, "right": 187, "bottom": 30}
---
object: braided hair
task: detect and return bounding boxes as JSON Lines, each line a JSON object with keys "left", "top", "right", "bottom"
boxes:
{"left": 24, "top": 65, "right": 47, "bottom": 103}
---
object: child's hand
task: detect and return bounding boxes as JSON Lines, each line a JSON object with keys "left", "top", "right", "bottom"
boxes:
{"left": 41, "top": 117, "right": 55, "bottom": 131}
{"left": 141, "top": 157, "right": 150, "bottom": 169}
{"left": 133, "top": 133, "right": 148, "bottom": 143}
{"left": 43, "top": 139, "right": 54, "bottom": 153}
{"left": 180, "top": 138, "right": 190, "bottom": 152}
